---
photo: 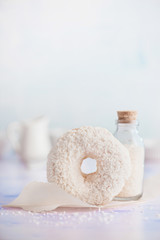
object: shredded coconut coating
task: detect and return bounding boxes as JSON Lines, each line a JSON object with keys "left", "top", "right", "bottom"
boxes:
{"left": 47, "top": 126, "right": 131, "bottom": 206}
{"left": 117, "top": 144, "right": 144, "bottom": 197}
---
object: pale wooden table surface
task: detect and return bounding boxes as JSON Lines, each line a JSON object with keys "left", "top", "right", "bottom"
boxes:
{"left": 0, "top": 152, "right": 160, "bottom": 240}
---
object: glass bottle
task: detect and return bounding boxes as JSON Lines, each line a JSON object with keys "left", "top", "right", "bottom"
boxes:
{"left": 114, "top": 111, "right": 144, "bottom": 201}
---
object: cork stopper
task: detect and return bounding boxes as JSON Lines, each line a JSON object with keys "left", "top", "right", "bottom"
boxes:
{"left": 117, "top": 111, "right": 137, "bottom": 123}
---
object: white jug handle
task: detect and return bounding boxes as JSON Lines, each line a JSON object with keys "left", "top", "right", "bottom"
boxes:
{"left": 7, "top": 122, "right": 22, "bottom": 153}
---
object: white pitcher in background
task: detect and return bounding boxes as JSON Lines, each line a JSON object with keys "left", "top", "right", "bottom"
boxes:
{"left": 7, "top": 116, "right": 51, "bottom": 165}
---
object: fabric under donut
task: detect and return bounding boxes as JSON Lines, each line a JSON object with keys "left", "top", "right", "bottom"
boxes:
{"left": 47, "top": 126, "right": 131, "bottom": 205}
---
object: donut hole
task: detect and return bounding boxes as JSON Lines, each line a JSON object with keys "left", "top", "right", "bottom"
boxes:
{"left": 81, "top": 158, "right": 97, "bottom": 175}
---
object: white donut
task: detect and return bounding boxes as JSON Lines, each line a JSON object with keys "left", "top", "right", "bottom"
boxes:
{"left": 47, "top": 126, "right": 131, "bottom": 205}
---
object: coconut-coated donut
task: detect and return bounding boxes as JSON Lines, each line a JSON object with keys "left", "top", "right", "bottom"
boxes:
{"left": 47, "top": 126, "right": 131, "bottom": 206}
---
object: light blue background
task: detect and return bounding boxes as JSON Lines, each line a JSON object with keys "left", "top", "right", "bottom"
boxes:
{"left": 0, "top": 0, "right": 160, "bottom": 137}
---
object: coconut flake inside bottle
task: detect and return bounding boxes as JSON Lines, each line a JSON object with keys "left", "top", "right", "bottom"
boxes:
{"left": 114, "top": 111, "right": 144, "bottom": 201}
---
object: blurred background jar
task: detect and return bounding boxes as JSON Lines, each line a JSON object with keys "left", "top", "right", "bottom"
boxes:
{"left": 114, "top": 111, "right": 144, "bottom": 201}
